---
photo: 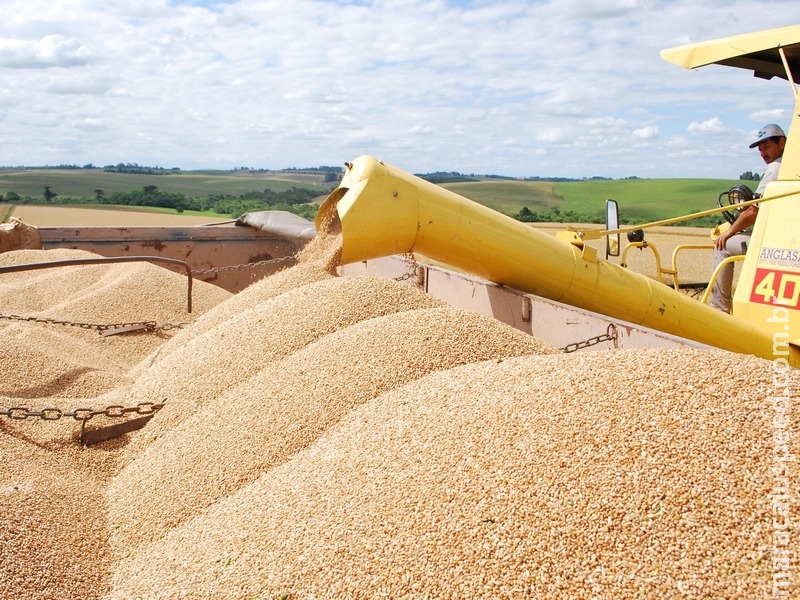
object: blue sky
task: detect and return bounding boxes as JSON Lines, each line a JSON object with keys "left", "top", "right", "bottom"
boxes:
{"left": 0, "top": 0, "right": 797, "bottom": 179}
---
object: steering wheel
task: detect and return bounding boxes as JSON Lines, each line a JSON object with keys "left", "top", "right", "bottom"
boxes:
{"left": 717, "top": 184, "right": 753, "bottom": 225}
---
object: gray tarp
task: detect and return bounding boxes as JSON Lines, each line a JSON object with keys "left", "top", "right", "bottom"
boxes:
{"left": 235, "top": 210, "right": 317, "bottom": 242}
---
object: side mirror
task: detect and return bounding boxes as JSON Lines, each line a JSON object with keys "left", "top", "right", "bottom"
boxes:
{"left": 605, "top": 199, "right": 620, "bottom": 258}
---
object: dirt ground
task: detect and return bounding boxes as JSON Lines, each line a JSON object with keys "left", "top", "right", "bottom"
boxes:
{"left": 8, "top": 205, "right": 233, "bottom": 227}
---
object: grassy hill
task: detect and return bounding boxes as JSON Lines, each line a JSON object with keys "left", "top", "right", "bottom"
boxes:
{"left": 440, "top": 180, "right": 561, "bottom": 215}
{"left": 441, "top": 178, "right": 744, "bottom": 226}
{"left": 0, "top": 168, "right": 333, "bottom": 199}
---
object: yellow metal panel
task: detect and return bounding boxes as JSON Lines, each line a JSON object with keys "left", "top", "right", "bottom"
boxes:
{"left": 778, "top": 92, "right": 800, "bottom": 181}
{"left": 660, "top": 25, "right": 800, "bottom": 79}
{"left": 733, "top": 181, "right": 800, "bottom": 345}
{"left": 728, "top": 87, "right": 800, "bottom": 360}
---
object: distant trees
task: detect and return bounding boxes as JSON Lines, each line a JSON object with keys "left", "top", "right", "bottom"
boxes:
{"left": 417, "top": 172, "right": 479, "bottom": 184}
{"left": 512, "top": 205, "right": 608, "bottom": 224}
{"left": 104, "top": 185, "right": 188, "bottom": 212}
{"left": 740, "top": 171, "right": 761, "bottom": 181}
{"left": 102, "top": 163, "right": 180, "bottom": 175}
{"left": 93, "top": 184, "right": 323, "bottom": 219}
{"left": 0, "top": 181, "right": 325, "bottom": 220}
{"left": 204, "top": 186, "right": 322, "bottom": 218}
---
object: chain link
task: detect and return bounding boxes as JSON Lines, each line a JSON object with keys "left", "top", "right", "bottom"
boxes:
{"left": 562, "top": 324, "right": 619, "bottom": 353}
{"left": 0, "top": 400, "right": 166, "bottom": 423}
{"left": 191, "top": 255, "right": 296, "bottom": 276}
{"left": 393, "top": 254, "right": 421, "bottom": 283}
{"left": 0, "top": 314, "right": 188, "bottom": 335}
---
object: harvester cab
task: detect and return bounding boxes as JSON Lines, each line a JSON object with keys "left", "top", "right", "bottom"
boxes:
{"left": 606, "top": 24, "right": 800, "bottom": 353}
{"left": 661, "top": 24, "right": 800, "bottom": 357}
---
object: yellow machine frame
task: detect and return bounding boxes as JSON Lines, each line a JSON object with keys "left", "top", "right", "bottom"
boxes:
{"left": 662, "top": 24, "right": 800, "bottom": 362}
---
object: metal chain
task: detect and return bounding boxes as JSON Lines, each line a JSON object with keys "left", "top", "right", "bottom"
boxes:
{"left": 0, "top": 256, "right": 296, "bottom": 333}
{"left": 562, "top": 324, "right": 619, "bottom": 353}
{"left": 394, "top": 254, "right": 421, "bottom": 282}
{"left": 0, "top": 400, "right": 166, "bottom": 422}
{"left": 0, "top": 314, "right": 188, "bottom": 335}
{"left": 191, "top": 255, "right": 296, "bottom": 275}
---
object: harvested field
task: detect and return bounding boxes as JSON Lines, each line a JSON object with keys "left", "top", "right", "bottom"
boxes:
{"left": 8, "top": 205, "right": 230, "bottom": 226}
{"left": 1, "top": 218, "right": 796, "bottom": 599}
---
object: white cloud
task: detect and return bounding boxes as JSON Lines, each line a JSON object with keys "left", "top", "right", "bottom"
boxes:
{"left": 687, "top": 117, "right": 727, "bottom": 135}
{"left": 0, "top": 0, "right": 795, "bottom": 178}
{"left": 72, "top": 117, "right": 105, "bottom": 129}
{"left": 0, "top": 34, "right": 90, "bottom": 68}
{"left": 633, "top": 126, "right": 658, "bottom": 140}
{"left": 749, "top": 108, "right": 792, "bottom": 125}
{"left": 666, "top": 136, "right": 688, "bottom": 148}
{"left": 410, "top": 124, "right": 433, "bottom": 135}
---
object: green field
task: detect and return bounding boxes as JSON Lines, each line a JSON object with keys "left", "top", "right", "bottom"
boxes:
{"left": 0, "top": 168, "right": 748, "bottom": 227}
{"left": 0, "top": 168, "right": 332, "bottom": 199}
{"left": 440, "top": 180, "right": 561, "bottom": 215}
{"left": 554, "top": 178, "right": 743, "bottom": 223}
{"left": 441, "top": 178, "right": 744, "bottom": 226}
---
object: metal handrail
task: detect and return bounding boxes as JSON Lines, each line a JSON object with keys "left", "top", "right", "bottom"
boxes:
{"left": 669, "top": 244, "right": 715, "bottom": 290}
{"left": 0, "top": 256, "right": 193, "bottom": 313}
{"left": 699, "top": 254, "right": 746, "bottom": 307}
{"left": 580, "top": 188, "right": 800, "bottom": 240}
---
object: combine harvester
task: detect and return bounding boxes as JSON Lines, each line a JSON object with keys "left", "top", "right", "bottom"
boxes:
{"left": 316, "top": 24, "right": 800, "bottom": 367}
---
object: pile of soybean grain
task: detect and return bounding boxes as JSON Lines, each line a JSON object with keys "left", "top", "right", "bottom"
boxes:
{"left": 0, "top": 246, "right": 233, "bottom": 482}
{"left": 108, "top": 306, "right": 556, "bottom": 551}
{"left": 131, "top": 230, "right": 341, "bottom": 374}
{"left": 1, "top": 430, "right": 114, "bottom": 600}
{"left": 1, "top": 399, "right": 132, "bottom": 600}
{"left": 116, "top": 276, "right": 447, "bottom": 462}
{"left": 0, "top": 248, "right": 231, "bottom": 600}
{"left": 0, "top": 248, "right": 232, "bottom": 371}
{"left": 106, "top": 349, "right": 797, "bottom": 599}
{"left": 1, "top": 330, "right": 130, "bottom": 400}
{"left": 0, "top": 229, "right": 345, "bottom": 600}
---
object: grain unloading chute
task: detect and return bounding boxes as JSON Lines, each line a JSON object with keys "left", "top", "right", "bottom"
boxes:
{"left": 316, "top": 156, "right": 799, "bottom": 366}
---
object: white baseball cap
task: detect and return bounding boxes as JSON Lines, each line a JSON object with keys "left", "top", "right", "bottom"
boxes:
{"left": 749, "top": 123, "right": 786, "bottom": 148}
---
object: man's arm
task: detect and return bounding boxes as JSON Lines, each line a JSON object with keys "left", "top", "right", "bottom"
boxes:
{"left": 714, "top": 205, "right": 758, "bottom": 250}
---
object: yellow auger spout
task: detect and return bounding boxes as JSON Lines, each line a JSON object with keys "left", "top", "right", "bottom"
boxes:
{"left": 317, "top": 155, "right": 799, "bottom": 366}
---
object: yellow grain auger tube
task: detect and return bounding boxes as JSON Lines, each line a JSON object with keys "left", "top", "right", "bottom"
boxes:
{"left": 316, "top": 25, "right": 800, "bottom": 367}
